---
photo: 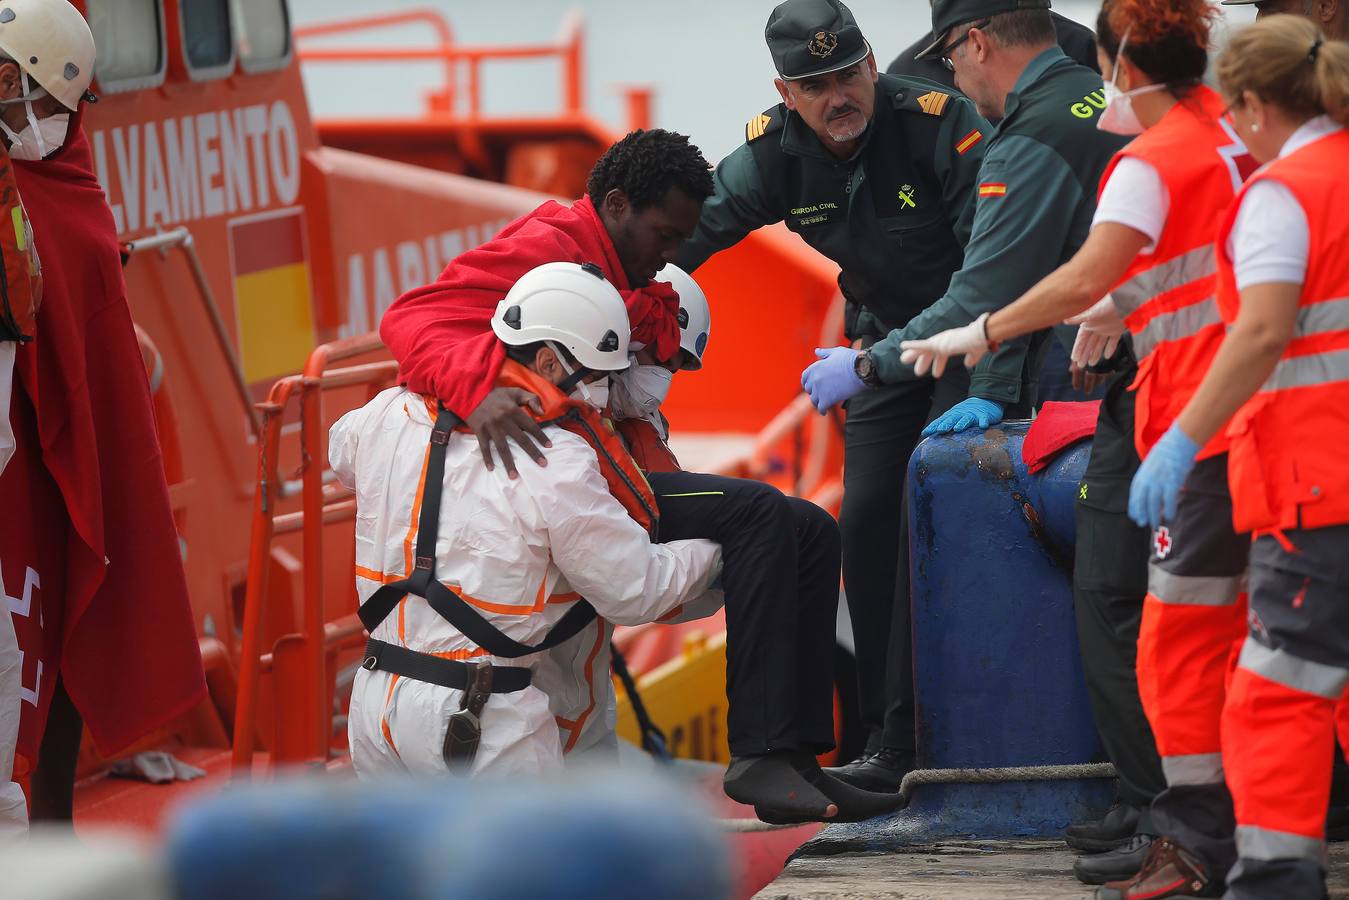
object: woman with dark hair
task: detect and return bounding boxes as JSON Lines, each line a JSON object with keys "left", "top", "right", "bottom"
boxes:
{"left": 898, "top": 1, "right": 1260, "bottom": 896}
{"left": 1131, "top": 15, "right": 1349, "bottom": 899}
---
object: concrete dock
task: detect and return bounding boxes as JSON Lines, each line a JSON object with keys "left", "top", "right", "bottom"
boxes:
{"left": 756, "top": 840, "right": 1349, "bottom": 899}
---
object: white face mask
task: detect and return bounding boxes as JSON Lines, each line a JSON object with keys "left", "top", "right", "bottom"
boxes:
{"left": 551, "top": 342, "right": 610, "bottom": 412}
{"left": 0, "top": 73, "right": 68, "bottom": 161}
{"left": 611, "top": 363, "right": 674, "bottom": 419}
{"left": 571, "top": 376, "right": 609, "bottom": 411}
{"left": 1097, "top": 33, "right": 1168, "bottom": 136}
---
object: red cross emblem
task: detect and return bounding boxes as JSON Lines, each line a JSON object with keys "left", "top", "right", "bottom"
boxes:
{"left": 1153, "top": 526, "right": 1173, "bottom": 560}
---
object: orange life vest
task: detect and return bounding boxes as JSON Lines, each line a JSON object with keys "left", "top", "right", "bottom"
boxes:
{"left": 494, "top": 360, "right": 660, "bottom": 534}
{"left": 615, "top": 416, "right": 682, "bottom": 474}
{"left": 1100, "top": 87, "right": 1251, "bottom": 459}
{"left": 1218, "top": 128, "right": 1349, "bottom": 533}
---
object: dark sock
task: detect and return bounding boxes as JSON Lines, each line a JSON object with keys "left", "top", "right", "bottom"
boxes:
{"left": 723, "top": 753, "right": 838, "bottom": 821}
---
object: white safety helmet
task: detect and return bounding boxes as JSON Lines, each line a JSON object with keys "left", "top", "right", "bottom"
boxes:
{"left": 492, "top": 261, "right": 631, "bottom": 373}
{"left": 655, "top": 264, "right": 711, "bottom": 371}
{"left": 0, "top": 0, "right": 97, "bottom": 111}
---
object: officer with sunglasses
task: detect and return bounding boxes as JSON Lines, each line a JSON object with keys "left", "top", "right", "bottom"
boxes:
{"left": 808, "top": 0, "right": 1132, "bottom": 796}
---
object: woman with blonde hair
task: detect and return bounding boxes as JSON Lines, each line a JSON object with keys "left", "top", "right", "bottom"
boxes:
{"left": 1125, "top": 15, "right": 1349, "bottom": 899}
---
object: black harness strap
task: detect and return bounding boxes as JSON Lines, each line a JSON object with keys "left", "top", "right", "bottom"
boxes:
{"left": 361, "top": 639, "right": 531, "bottom": 693}
{"left": 358, "top": 405, "right": 599, "bottom": 660}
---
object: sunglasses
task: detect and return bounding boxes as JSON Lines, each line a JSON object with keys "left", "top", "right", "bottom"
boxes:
{"left": 940, "top": 19, "right": 991, "bottom": 71}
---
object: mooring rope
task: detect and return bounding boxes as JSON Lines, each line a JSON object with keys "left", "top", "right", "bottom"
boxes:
{"left": 716, "top": 762, "right": 1117, "bottom": 832}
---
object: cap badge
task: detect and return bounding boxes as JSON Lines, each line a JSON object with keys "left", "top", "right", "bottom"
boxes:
{"left": 808, "top": 31, "right": 838, "bottom": 58}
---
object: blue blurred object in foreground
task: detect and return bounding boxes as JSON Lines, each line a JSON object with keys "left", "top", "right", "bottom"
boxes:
{"left": 168, "top": 768, "right": 732, "bottom": 900}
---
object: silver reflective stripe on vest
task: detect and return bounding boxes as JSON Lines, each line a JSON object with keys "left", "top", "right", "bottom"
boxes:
{"left": 1238, "top": 637, "right": 1349, "bottom": 700}
{"left": 1259, "top": 298, "right": 1349, "bottom": 393}
{"left": 1236, "top": 825, "right": 1325, "bottom": 862}
{"left": 1113, "top": 245, "right": 1217, "bottom": 316}
{"left": 1148, "top": 565, "right": 1246, "bottom": 606}
{"left": 1293, "top": 296, "right": 1349, "bottom": 339}
{"left": 1161, "top": 751, "right": 1224, "bottom": 786}
{"left": 1131, "top": 296, "right": 1223, "bottom": 360}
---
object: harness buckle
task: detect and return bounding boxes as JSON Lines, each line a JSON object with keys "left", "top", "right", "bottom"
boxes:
{"left": 414, "top": 555, "right": 434, "bottom": 571}
{"left": 430, "top": 428, "right": 451, "bottom": 445}
{"left": 361, "top": 655, "right": 378, "bottom": 670}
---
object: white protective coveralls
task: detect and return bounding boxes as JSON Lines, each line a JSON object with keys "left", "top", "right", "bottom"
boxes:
{"left": 0, "top": 340, "right": 27, "bottom": 840}
{"left": 333, "top": 387, "right": 723, "bottom": 777}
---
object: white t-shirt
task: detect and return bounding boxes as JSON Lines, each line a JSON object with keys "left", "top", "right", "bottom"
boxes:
{"left": 1226, "top": 115, "right": 1341, "bottom": 290}
{"left": 1092, "top": 156, "right": 1170, "bottom": 253}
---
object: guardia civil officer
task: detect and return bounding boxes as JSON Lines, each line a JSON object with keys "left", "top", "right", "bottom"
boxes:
{"left": 677, "top": 0, "right": 1022, "bottom": 791}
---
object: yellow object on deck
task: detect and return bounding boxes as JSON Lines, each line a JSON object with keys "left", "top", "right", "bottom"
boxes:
{"left": 615, "top": 631, "right": 731, "bottom": 763}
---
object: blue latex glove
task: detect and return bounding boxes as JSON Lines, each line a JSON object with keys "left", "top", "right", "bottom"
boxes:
{"left": 801, "top": 346, "right": 865, "bottom": 413}
{"left": 921, "top": 397, "right": 1004, "bottom": 437}
{"left": 1128, "top": 423, "right": 1201, "bottom": 529}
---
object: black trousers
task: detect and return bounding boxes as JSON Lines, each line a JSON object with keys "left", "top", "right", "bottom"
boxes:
{"left": 839, "top": 366, "right": 972, "bottom": 756}
{"left": 1074, "top": 369, "right": 1166, "bottom": 814}
{"left": 648, "top": 470, "right": 840, "bottom": 757}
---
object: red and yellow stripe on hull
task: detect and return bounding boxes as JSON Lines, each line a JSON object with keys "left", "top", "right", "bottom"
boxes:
{"left": 230, "top": 209, "right": 316, "bottom": 384}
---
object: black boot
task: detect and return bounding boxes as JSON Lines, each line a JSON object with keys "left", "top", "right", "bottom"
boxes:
{"left": 1065, "top": 801, "right": 1143, "bottom": 852}
{"left": 1074, "top": 834, "right": 1153, "bottom": 886}
{"left": 822, "top": 746, "right": 913, "bottom": 793}
{"left": 723, "top": 753, "right": 836, "bottom": 822}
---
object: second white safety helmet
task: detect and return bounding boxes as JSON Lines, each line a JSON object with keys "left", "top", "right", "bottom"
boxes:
{"left": 0, "top": 0, "right": 97, "bottom": 111}
{"left": 655, "top": 264, "right": 711, "bottom": 371}
{"left": 492, "top": 261, "right": 631, "bottom": 372}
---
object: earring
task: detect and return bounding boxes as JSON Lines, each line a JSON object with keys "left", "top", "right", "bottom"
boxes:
{"left": 1251, "top": 122, "right": 1261, "bottom": 133}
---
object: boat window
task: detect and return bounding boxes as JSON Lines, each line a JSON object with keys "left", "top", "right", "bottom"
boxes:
{"left": 232, "top": 0, "right": 291, "bottom": 71}
{"left": 180, "top": 0, "right": 235, "bottom": 79}
{"left": 87, "top": 0, "right": 167, "bottom": 92}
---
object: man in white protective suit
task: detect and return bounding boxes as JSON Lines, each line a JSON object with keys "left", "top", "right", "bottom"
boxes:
{"left": 533, "top": 263, "right": 713, "bottom": 763}
{"left": 334, "top": 261, "right": 724, "bottom": 778}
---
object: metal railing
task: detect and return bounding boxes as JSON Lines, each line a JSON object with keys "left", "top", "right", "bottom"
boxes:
{"left": 232, "top": 334, "right": 397, "bottom": 774}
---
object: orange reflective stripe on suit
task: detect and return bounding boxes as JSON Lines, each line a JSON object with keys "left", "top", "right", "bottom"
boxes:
{"left": 1099, "top": 86, "right": 1251, "bottom": 459}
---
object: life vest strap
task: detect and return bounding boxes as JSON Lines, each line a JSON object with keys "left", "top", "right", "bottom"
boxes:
{"left": 357, "top": 405, "right": 599, "bottom": 660}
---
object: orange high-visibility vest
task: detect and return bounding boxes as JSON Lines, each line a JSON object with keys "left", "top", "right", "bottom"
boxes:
{"left": 1218, "top": 128, "right": 1349, "bottom": 533}
{"left": 1100, "top": 86, "right": 1251, "bottom": 459}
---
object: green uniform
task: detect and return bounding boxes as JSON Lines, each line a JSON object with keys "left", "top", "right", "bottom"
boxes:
{"left": 866, "top": 47, "right": 1131, "bottom": 402}
{"left": 677, "top": 73, "right": 1029, "bottom": 403}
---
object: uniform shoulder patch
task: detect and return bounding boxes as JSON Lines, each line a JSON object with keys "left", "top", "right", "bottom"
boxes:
{"left": 745, "top": 111, "right": 777, "bottom": 143}
{"left": 912, "top": 90, "right": 953, "bottom": 117}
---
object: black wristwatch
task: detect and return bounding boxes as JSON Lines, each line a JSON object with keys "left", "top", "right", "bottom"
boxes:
{"left": 853, "top": 349, "right": 882, "bottom": 386}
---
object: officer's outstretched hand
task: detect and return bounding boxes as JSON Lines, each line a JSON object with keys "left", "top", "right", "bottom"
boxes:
{"left": 899, "top": 313, "right": 992, "bottom": 378}
{"left": 802, "top": 346, "right": 864, "bottom": 413}
{"left": 922, "top": 397, "right": 1003, "bottom": 437}
{"left": 1128, "top": 423, "right": 1201, "bottom": 529}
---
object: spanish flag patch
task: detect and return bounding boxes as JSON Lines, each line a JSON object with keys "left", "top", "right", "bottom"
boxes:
{"left": 746, "top": 113, "right": 773, "bottom": 142}
{"left": 978, "top": 182, "right": 1007, "bottom": 198}
{"left": 915, "top": 90, "right": 951, "bottom": 116}
{"left": 955, "top": 128, "right": 983, "bottom": 155}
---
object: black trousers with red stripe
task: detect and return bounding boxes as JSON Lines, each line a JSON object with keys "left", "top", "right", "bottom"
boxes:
{"left": 647, "top": 470, "right": 840, "bottom": 757}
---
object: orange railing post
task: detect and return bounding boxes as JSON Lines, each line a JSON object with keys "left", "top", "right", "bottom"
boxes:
{"left": 233, "top": 334, "right": 397, "bottom": 777}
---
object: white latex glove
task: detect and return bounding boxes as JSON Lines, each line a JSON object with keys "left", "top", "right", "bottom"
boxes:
{"left": 1066, "top": 296, "right": 1126, "bottom": 367}
{"left": 900, "top": 312, "right": 992, "bottom": 379}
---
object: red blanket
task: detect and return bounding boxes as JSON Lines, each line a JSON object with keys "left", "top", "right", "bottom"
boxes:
{"left": 380, "top": 196, "right": 680, "bottom": 416}
{"left": 1, "top": 112, "right": 204, "bottom": 765}
{"left": 1022, "top": 401, "right": 1102, "bottom": 474}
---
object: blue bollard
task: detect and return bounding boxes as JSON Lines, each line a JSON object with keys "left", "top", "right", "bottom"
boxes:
{"left": 167, "top": 770, "right": 732, "bottom": 900}
{"left": 809, "top": 421, "right": 1113, "bottom": 852}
